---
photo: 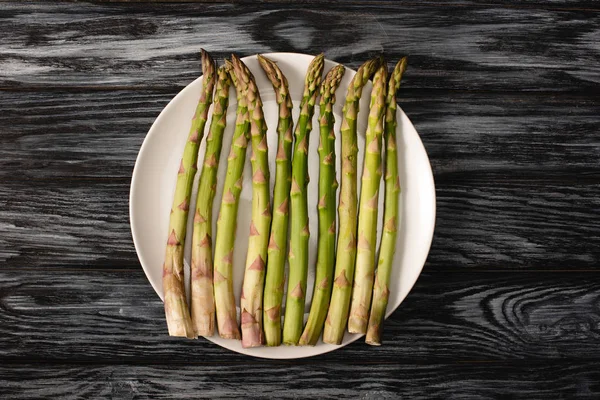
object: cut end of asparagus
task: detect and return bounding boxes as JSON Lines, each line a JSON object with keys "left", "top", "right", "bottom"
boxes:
{"left": 164, "top": 288, "right": 197, "bottom": 339}
{"left": 241, "top": 310, "right": 265, "bottom": 348}
{"left": 365, "top": 337, "right": 382, "bottom": 346}
{"left": 347, "top": 316, "right": 368, "bottom": 334}
{"left": 322, "top": 335, "right": 343, "bottom": 346}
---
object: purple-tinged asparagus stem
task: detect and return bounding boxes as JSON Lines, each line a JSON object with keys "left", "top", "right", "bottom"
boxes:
{"left": 231, "top": 54, "right": 272, "bottom": 348}
{"left": 213, "top": 60, "right": 249, "bottom": 340}
{"left": 163, "top": 49, "right": 216, "bottom": 339}
{"left": 190, "top": 65, "right": 231, "bottom": 337}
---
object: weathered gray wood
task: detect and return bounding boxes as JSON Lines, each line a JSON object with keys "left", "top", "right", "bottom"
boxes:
{"left": 2, "top": 90, "right": 599, "bottom": 180}
{"left": 2, "top": 88, "right": 598, "bottom": 269}
{"left": 1, "top": 361, "right": 599, "bottom": 399}
{"left": 1, "top": 269, "right": 600, "bottom": 362}
{"left": 2, "top": 175, "right": 598, "bottom": 270}
{"left": 1, "top": 1, "right": 599, "bottom": 397}
{"left": 0, "top": 181, "right": 133, "bottom": 267}
{"left": 13, "top": 0, "right": 598, "bottom": 7}
{"left": 0, "top": 3, "right": 598, "bottom": 91}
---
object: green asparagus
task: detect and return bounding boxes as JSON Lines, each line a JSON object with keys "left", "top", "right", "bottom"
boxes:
{"left": 299, "top": 64, "right": 345, "bottom": 346}
{"left": 283, "top": 53, "right": 325, "bottom": 345}
{"left": 348, "top": 63, "right": 388, "bottom": 334}
{"left": 213, "top": 59, "right": 249, "bottom": 340}
{"left": 190, "top": 65, "right": 231, "bottom": 337}
{"left": 322, "top": 56, "right": 382, "bottom": 345}
{"left": 231, "top": 54, "right": 271, "bottom": 348}
{"left": 163, "top": 49, "right": 216, "bottom": 338}
{"left": 366, "top": 58, "right": 407, "bottom": 345}
{"left": 257, "top": 55, "right": 293, "bottom": 347}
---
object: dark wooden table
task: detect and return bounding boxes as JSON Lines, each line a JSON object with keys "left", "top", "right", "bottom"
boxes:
{"left": 2, "top": 1, "right": 599, "bottom": 398}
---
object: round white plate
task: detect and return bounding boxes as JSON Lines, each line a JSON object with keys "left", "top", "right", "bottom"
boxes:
{"left": 130, "top": 53, "right": 435, "bottom": 359}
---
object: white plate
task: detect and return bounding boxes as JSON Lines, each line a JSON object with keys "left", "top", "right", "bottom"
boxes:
{"left": 130, "top": 53, "right": 435, "bottom": 359}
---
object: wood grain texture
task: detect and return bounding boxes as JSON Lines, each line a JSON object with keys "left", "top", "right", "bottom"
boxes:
{"left": 9, "top": 0, "right": 598, "bottom": 8}
{"left": 1, "top": 174, "right": 598, "bottom": 270}
{"left": 0, "top": 3, "right": 598, "bottom": 92}
{"left": 2, "top": 90, "right": 598, "bottom": 180}
{"left": 1, "top": 269, "right": 600, "bottom": 362}
{"left": 1, "top": 1, "right": 599, "bottom": 397}
{"left": 1, "top": 90, "right": 598, "bottom": 269}
{"left": 0, "top": 181, "right": 133, "bottom": 267}
{"left": 1, "top": 361, "right": 599, "bottom": 399}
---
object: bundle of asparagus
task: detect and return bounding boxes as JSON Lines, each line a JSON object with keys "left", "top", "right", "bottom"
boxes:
{"left": 161, "top": 50, "right": 408, "bottom": 348}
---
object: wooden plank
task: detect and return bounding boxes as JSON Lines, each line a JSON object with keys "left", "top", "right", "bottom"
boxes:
{"left": 1, "top": 174, "right": 598, "bottom": 270}
{"left": 1, "top": 90, "right": 598, "bottom": 180}
{"left": 1, "top": 88, "right": 598, "bottom": 270}
{"left": 5, "top": 0, "right": 598, "bottom": 8}
{"left": 0, "top": 181, "right": 133, "bottom": 267}
{"left": 0, "top": 89, "right": 171, "bottom": 180}
{"left": 0, "top": 3, "right": 598, "bottom": 91}
{"left": 1, "top": 361, "right": 599, "bottom": 399}
{"left": 1, "top": 269, "right": 600, "bottom": 362}
{"left": 434, "top": 171, "right": 600, "bottom": 270}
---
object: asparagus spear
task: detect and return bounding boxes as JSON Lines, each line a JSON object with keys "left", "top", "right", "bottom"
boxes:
{"left": 257, "top": 55, "right": 293, "bottom": 347}
{"left": 231, "top": 54, "right": 272, "bottom": 348}
{"left": 190, "top": 66, "right": 231, "bottom": 337}
{"left": 322, "top": 56, "right": 382, "bottom": 345}
{"left": 348, "top": 63, "right": 388, "bottom": 334}
{"left": 299, "top": 64, "right": 345, "bottom": 346}
{"left": 366, "top": 58, "right": 408, "bottom": 345}
{"left": 163, "top": 49, "right": 216, "bottom": 339}
{"left": 283, "top": 53, "right": 325, "bottom": 345}
{"left": 213, "top": 59, "right": 249, "bottom": 340}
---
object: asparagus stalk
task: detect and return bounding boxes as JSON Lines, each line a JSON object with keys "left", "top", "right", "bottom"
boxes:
{"left": 213, "top": 60, "right": 249, "bottom": 340}
{"left": 231, "top": 54, "right": 272, "bottom": 348}
{"left": 322, "top": 56, "right": 382, "bottom": 345}
{"left": 190, "top": 66, "right": 231, "bottom": 337}
{"left": 283, "top": 53, "right": 325, "bottom": 345}
{"left": 348, "top": 63, "right": 388, "bottom": 334}
{"left": 163, "top": 49, "right": 216, "bottom": 339}
{"left": 257, "top": 55, "right": 293, "bottom": 347}
{"left": 299, "top": 64, "right": 345, "bottom": 346}
{"left": 366, "top": 58, "right": 408, "bottom": 345}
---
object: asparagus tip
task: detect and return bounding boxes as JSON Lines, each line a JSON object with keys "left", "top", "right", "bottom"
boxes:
{"left": 201, "top": 49, "right": 215, "bottom": 71}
